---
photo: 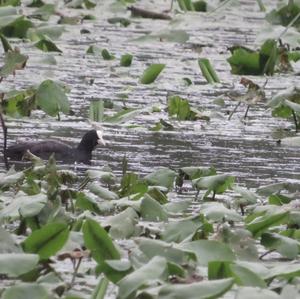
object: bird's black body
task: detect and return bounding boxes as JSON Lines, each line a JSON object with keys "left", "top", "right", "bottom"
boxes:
{"left": 6, "top": 129, "right": 104, "bottom": 164}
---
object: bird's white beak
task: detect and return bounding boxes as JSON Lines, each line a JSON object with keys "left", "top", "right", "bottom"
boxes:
{"left": 96, "top": 130, "right": 106, "bottom": 146}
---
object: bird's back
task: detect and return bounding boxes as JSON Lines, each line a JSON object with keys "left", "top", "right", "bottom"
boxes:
{"left": 6, "top": 140, "right": 74, "bottom": 161}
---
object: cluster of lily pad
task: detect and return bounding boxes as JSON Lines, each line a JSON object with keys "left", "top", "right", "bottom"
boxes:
{"left": 1, "top": 155, "right": 300, "bottom": 299}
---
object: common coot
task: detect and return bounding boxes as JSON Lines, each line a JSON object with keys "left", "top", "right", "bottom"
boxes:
{"left": 6, "top": 129, "right": 105, "bottom": 164}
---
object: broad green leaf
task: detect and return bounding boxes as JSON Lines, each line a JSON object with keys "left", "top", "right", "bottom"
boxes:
{"left": 35, "top": 80, "right": 69, "bottom": 117}
{"left": 104, "top": 108, "right": 140, "bottom": 123}
{"left": 75, "top": 192, "right": 101, "bottom": 214}
{"left": 137, "top": 238, "right": 195, "bottom": 264}
{"left": 179, "top": 240, "right": 236, "bottom": 266}
{"left": 200, "top": 202, "right": 243, "bottom": 222}
{"left": 0, "top": 169, "right": 24, "bottom": 189}
{"left": 0, "top": 49, "right": 28, "bottom": 77}
{"left": 161, "top": 217, "right": 204, "bottom": 243}
{"left": 0, "top": 253, "right": 39, "bottom": 276}
{"left": 82, "top": 218, "right": 120, "bottom": 264}
{"left": 158, "top": 278, "right": 234, "bottom": 299}
{"left": 117, "top": 256, "right": 168, "bottom": 299}
{"left": 193, "top": 174, "right": 235, "bottom": 196}
{"left": 0, "top": 33, "right": 12, "bottom": 52}
{"left": 120, "top": 54, "right": 133, "bottom": 66}
{"left": 2, "top": 283, "right": 51, "bottom": 299}
{"left": 101, "top": 49, "right": 115, "bottom": 60}
{"left": 1, "top": 16, "right": 33, "bottom": 38}
{"left": 106, "top": 207, "right": 139, "bottom": 239}
{"left": 0, "top": 193, "right": 47, "bottom": 220}
{"left": 227, "top": 48, "right": 261, "bottom": 75}
{"left": 34, "top": 37, "right": 62, "bottom": 52}
{"left": 208, "top": 261, "right": 266, "bottom": 287}
{"left": 30, "top": 4, "right": 55, "bottom": 21}
{"left": 232, "top": 185, "right": 258, "bottom": 206}
{"left": 22, "top": 222, "right": 69, "bottom": 260}
{"left": 140, "top": 63, "right": 165, "bottom": 84}
{"left": 97, "top": 259, "right": 132, "bottom": 283}
{"left": 27, "top": 25, "right": 64, "bottom": 41}
{"left": 266, "top": 263, "right": 300, "bottom": 280}
{"left": 140, "top": 194, "right": 168, "bottom": 222}
{"left": 91, "top": 277, "right": 109, "bottom": 299}
{"left": 88, "top": 183, "right": 119, "bottom": 200}
{"left": 167, "top": 95, "right": 196, "bottom": 120}
{"left": 144, "top": 168, "right": 176, "bottom": 190}
{"left": 107, "top": 17, "right": 131, "bottom": 27}
{"left": 261, "top": 232, "right": 300, "bottom": 259}
{"left": 246, "top": 211, "right": 289, "bottom": 238}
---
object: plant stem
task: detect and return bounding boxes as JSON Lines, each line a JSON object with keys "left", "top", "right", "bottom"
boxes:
{"left": 0, "top": 107, "right": 9, "bottom": 170}
{"left": 228, "top": 101, "right": 241, "bottom": 120}
{"left": 292, "top": 111, "right": 298, "bottom": 132}
{"left": 70, "top": 257, "right": 82, "bottom": 287}
{"left": 259, "top": 249, "right": 276, "bottom": 260}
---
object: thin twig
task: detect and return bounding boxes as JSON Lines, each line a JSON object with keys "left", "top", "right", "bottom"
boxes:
{"left": 0, "top": 108, "right": 9, "bottom": 170}
{"left": 228, "top": 101, "right": 241, "bottom": 120}
{"left": 259, "top": 249, "right": 276, "bottom": 260}
{"left": 70, "top": 257, "right": 83, "bottom": 287}
{"left": 292, "top": 111, "right": 298, "bottom": 132}
{"left": 244, "top": 105, "right": 250, "bottom": 119}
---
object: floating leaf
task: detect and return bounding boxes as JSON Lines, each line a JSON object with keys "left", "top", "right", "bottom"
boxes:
{"left": 101, "top": 48, "right": 115, "bottom": 60}
{"left": 0, "top": 49, "right": 28, "bottom": 78}
{"left": 106, "top": 207, "right": 139, "bottom": 239}
{"left": 107, "top": 17, "right": 131, "bottom": 27}
{"left": 27, "top": 25, "right": 64, "bottom": 41}
{"left": 140, "top": 194, "right": 168, "bottom": 222}
{"left": 144, "top": 168, "right": 176, "bottom": 190}
{"left": 34, "top": 37, "right": 62, "bottom": 52}
{"left": 117, "top": 256, "right": 168, "bottom": 299}
{"left": 208, "top": 261, "right": 266, "bottom": 287}
{"left": 35, "top": 79, "right": 70, "bottom": 117}
{"left": 0, "top": 253, "right": 39, "bottom": 276}
{"left": 193, "top": 174, "right": 235, "bottom": 199}
{"left": 158, "top": 278, "right": 234, "bottom": 299}
{"left": 1, "top": 16, "right": 34, "bottom": 38}
{"left": 167, "top": 95, "right": 196, "bottom": 120}
{"left": 180, "top": 240, "right": 236, "bottom": 266}
{"left": 261, "top": 232, "right": 300, "bottom": 259}
{"left": 120, "top": 53, "right": 133, "bottom": 66}
{"left": 246, "top": 211, "right": 289, "bottom": 238}
{"left": 22, "top": 222, "right": 69, "bottom": 260}
{"left": 98, "top": 259, "right": 132, "bottom": 283}
{"left": 0, "top": 193, "right": 47, "bottom": 220}
{"left": 2, "top": 283, "right": 51, "bottom": 299}
{"left": 200, "top": 202, "right": 243, "bottom": 222}
{"left": 82, "top": 218, "right": 120, "bottom": 264}
{"left": 227, "top": 39, "right": 278, "bottom": 75}
{"left": 0, "top": 33, "right": 12, "bottom": 52}
{"left": 140, "top": 63, "right": 165, "bottom": 84}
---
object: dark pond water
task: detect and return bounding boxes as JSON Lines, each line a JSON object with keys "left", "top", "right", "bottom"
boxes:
{"left": 1, "top": 0, "right": 299, "bottom": 189}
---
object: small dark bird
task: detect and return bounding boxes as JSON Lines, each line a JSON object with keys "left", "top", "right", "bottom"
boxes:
{"left": 6, "top": 129, "right": 105, "bottom": 164}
